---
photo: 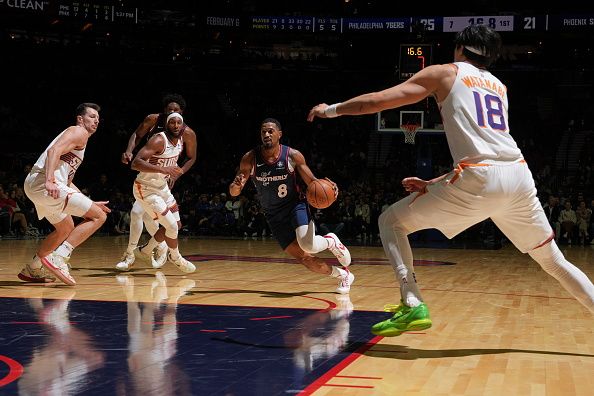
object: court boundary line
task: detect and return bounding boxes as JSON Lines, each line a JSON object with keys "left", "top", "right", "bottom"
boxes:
{"left": 300, "top": 335, "right": 384, "bottom": 395}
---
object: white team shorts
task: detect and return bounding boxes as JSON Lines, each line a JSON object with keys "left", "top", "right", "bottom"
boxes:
{"left": 133, "top": 182, "right": 180, "bottom": 222}
{"left": 385, "top": 160, "right": 552, "bottom": 253}
{"left": 24, "top": 172, "right": 93, "bottom": 224}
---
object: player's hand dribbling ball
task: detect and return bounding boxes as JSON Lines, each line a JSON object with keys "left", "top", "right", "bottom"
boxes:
{"left": 307, "top": 178, "right": 338, "bottom": 209}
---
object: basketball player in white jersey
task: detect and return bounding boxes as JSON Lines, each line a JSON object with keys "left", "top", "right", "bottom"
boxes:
{"left": 308, "top": 25, "right": 594, "bottom": 336}
{"left": 21, "top": 103, "right": 111, "bottom": 286}
{"left": 117, "top": 94, "right": 197, "bottom": 271}
{"left": 131, "top": 112, "right": 196, "bottom": 273}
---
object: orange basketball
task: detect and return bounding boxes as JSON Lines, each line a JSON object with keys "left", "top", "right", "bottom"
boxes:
{"left": 307, "top": 179, "right": 337, "bottom": 209}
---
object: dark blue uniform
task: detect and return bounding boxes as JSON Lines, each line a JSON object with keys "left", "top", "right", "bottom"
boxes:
{"left": 251, "top": 144, "right": 309, "bottom": 249}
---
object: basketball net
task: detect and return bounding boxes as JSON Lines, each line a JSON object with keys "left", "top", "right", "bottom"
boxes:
{"left": 401, "top": 123, "right": 421, "bottom": 144}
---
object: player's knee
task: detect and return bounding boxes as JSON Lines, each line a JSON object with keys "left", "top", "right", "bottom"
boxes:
{"left": 97, "top": 210, "right": 107, "bottom": 224}
{"left": 529, "top": 240, "right": 565, "bottom": 274}
{"left": 85, "top": 204, "right": 107, "bottom": 224}
{"left": 378, "top": 209, "right": 402, "bottom": 234}
{"left": 162, "top": 215, "right": 179, "bottom": 239}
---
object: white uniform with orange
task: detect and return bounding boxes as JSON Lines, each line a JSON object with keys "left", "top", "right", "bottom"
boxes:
{"left": 389, "top": 62, "right": 551, "bottom": 253}
{"left": 133, "top": 132, "right": 181, "bottom": 222}
{"left": 24, "top": 129, "right": 93, "bottom": 224}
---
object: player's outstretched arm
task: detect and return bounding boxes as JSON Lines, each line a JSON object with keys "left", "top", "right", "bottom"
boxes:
{"left": 229, "top": 151, "right": 254, "bottom": 197}
{"left": 307, "top": 64, "right": 449, "bottom": 121}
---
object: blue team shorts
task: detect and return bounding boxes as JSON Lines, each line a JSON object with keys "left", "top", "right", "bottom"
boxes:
{"left": 266, "top": 201, "right": 310, "bottom": 250}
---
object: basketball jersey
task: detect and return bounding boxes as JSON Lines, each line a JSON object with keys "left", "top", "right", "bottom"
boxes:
{"left": 31, "top": 129, "right": 85, "bottom": 185}
{"left": 438, "top": 62, "right": 523, "bottom": 164}
{"left": 135, "top": 132, "right": 183, "bottom": 189}
{"left": 251, "top": 144, "right": 304, "bottom": 215}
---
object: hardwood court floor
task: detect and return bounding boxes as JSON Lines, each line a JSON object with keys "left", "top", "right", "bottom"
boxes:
{"left": 1, "top": 236, "right": 593, "bottom": 395}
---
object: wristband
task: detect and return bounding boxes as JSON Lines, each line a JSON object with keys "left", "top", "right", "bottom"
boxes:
{"left": 324, "top": 103, "right": 341, "bottom": 118}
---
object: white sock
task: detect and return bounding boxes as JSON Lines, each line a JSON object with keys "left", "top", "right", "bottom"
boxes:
{"left": 141, "top": 238, "right": 160, "bottom": 254}
{"left": 330, "top": 266, "right": 347, "bottom": 278}
{"left": 169, "top": 247, "right": 181, "bottom": 260}
{"left": 55, "top": 241, "right": 74, "bottom": 259}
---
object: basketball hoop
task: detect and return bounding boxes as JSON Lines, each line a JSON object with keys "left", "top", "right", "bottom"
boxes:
{"left": 401, "top": 123, "right": 421, "bottom": 144}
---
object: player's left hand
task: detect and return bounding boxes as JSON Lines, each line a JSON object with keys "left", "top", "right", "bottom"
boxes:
{"left": 402, "top": 177, "right": 429, "bottom": 193}
{"left": 324, "top": 177, "right": 339, "bottom": 199}
{"left": 307, "top": 103, "right": 329, "bottom": 122}
{"left": 94, "top": 201, "right": 111, "bottom": 213}
{"left": 232, "top": 173, "right": 246, "bottom": 188}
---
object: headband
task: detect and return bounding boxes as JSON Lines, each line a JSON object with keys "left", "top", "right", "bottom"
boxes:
{"left": 464, "top": 45, "right": 487, "bottom": 56}
{"left": 166, "top": 112, "right": 183, "bottom": 124}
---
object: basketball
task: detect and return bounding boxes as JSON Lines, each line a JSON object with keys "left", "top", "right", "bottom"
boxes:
{"left": 307, "top": 179, "right": 337, "bottom": 209}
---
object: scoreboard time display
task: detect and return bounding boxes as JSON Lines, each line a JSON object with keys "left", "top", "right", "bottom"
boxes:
{"left": 399, "top": 44, "right": 432, "bottom": 80}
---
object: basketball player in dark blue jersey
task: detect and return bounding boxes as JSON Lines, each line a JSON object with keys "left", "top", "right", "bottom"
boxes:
{"left": 116, "top": 94, "right": 197, "bottom": 271}
{"left": 230, "top": 118, "right": 354, "bottom": 294}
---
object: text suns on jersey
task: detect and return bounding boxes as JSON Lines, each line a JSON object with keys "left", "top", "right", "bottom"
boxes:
{"left": 149, "top": 156, "right": 178, "bottom": 167}
{"left": 60, "top": 151, "right": 83, "bottom": 182}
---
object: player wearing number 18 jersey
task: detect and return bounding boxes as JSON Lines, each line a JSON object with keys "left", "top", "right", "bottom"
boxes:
{"left": 308, "top": 24, "right": 594, "bottom": 336}
{"left": 229, "top": 118, "right": 354, "bottom": 294}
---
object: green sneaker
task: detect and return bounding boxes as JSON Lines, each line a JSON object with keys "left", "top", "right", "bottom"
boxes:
{"left": 371, "top": 303, "right": 432, "bottom": 337}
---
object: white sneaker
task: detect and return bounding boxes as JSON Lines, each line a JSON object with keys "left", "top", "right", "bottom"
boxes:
{"left": 153, "top": 245, "right": 167, "bottom": 269}
{"left": 336, "top": 270, "right": 354, "bottom": 295}
{"left": 324, "top": 233, "right": 352, "bottom": 266}
{"left": 41, "top": 253, "right": 76, "bottom": 286}
{"left": 167, "top": 252, "right": 196, "bottom": 273}
{"left": 18, "top": 256, "right": 55, "bottom": 283}
{"left": 115, "top": 251, "right": 135, "bottom": 271}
